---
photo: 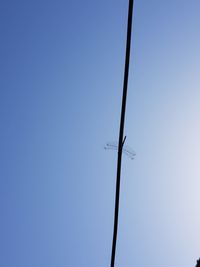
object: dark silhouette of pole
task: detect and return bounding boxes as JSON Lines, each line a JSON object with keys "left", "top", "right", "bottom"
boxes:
{"left": 110, "top": 1, "right": 134, "bottom": 267}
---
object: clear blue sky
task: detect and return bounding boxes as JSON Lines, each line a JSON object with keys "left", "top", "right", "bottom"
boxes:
{"left": 1, "top": 0, "right": 200, "bottom": 266}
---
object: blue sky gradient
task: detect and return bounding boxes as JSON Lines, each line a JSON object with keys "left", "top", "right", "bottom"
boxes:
{"left": 1, "top": 0, "right": 200, "bottom": 266}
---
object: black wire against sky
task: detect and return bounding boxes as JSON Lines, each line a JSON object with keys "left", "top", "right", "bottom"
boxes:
{"left": 110, "top": 0, "right": 134, "bottom": 267}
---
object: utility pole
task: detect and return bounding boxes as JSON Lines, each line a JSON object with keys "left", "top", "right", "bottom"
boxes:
{"left": 110, "top": 1, "right": 134, "bottom": 267}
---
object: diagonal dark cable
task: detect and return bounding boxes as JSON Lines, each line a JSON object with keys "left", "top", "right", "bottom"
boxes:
{"left": 110, "top": 1, "right": 134, "bottom": 267}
